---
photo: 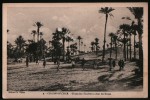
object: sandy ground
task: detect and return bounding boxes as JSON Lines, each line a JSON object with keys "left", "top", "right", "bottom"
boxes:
{"left": 7, "top": 60, "right": 143, "bottom": 91}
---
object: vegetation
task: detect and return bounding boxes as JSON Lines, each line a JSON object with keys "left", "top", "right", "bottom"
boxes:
{"left": 7, "top": 7, "right": 143, "bottom": 72}
{"left": 99, "top": 7, "right": 115, "bottom": 62}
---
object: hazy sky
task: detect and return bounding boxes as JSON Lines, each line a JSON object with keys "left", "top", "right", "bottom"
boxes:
{"left": 7, "top": 7, "right": 135, "bottom": 51}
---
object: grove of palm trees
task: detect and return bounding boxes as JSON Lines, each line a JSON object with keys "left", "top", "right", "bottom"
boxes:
{"left": 6, "top": 6, "right": 146, "bottom": 92}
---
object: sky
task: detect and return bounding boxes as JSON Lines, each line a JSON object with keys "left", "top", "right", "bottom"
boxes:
{"left": 7, "top": 7, "right": 136, "bottom": 51}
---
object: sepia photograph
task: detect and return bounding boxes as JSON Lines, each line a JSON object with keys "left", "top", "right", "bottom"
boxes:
{"left": 2, "top": 3, "right": 148, "bottom": 98}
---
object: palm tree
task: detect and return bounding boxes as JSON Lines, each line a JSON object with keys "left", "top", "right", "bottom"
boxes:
{"left": 94, "top": 38, "right": 99, "bottom": 55}
{"left": 131, "top": 23, "right": 138, "bottom": 59}
{"left": 122, "top": 17, "right": 133, "bottom": 61}
{"left": 15, "top": 35, "right": 26, "bottom": 58}
{"left": 61, "top": 27, "right": 70, "bottom": 61}
{"left": 126, "top": 42, "right": 129, "bottom": 60}
{"left": 33, "top": 22, "right": 43, "bottom": 42}
{"left": 112, "top": 33, "right": 118, "bottom": 60}
{"left": 128, "top": 7, "right": 143, "bottom": 69}
{"left": 119, "top": 24, "right": 130, "bottom": 61}
{"left": 66, "top": 36, "right": 73, "bottom": 49}
{"left": 31, "top": 30, "right": 36, "bottom": 42}
{"left": 77, "top": 36, "right": 82, "bottom": 53}
{"left": 99, "top": 7, "right": 115, "bottom": 62}
{"left": 108, "top": 33, "right": 114, "bottom": 58}
{"left": 7, "top": 41, "right": 13, "bottom": 58}
{"left": 39, "top": 38, "right": 46, "bottom": 58}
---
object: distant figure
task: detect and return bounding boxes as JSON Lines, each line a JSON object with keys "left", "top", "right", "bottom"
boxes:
{"left": 43, "top": 58, "right": 46, "bottom": 68}
{"left": 26, "top": 56, "right": 29, "bottom": 67}
{"left": 57, "top": 58, "right": 60, "bottom": 71}
{"left": 118, "top": 59, "right": 122, "bottom": 71}
{"left": 81, "top": 58, "right": 86, "bottom": 70}
{"left": 71, "top": 59, "right": 75, "bottom": 68}
{"left": 93, "top": 60, "right": 97, "bottom": 69}
{"left": 121, "top": 60, "right": 125, "bottom": 70}
{"left": 118, "top": 59, "right": 125, "bottom": 71}
{"left": 109, "top": 59, "right": 112, "bottom": 71}
{"left": 36, "top": 57, "right": 39, "bottom": 65}
{"left": 18, "top": 58, "right": 21, "bottom": 63}
{"left": 54, "top": 58, "right": 57, "bottom": 64}
{"left": 112, "top": 60, "right": 116, "bottom": 68}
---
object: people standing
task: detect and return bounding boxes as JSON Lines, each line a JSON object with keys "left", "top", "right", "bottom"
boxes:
{"left": 71, "top": 59, "right": 75, "bottom": 68}
{"left": 26, "top": 55, "right": 29, "bottom": 67}
{"left": 81, "top": 58, "right": 85, "bottom": 70}
{"left": 112, "top": 60, "right": 116, "bottom": 68}
{"left": 121, "top": 60, "right": 125, "bottom": 70}
{"left": 36, "top": 57, "right": 39, "bottom": 65}
{"left": 109, "top": 59, "right": 112, "bottom": 71}
{"left": 93, "top": 60, "right": 98, "bottom": 69}
{"left": 118, "top": 59, "right": 125, "bottom": 71}
{"left": 57, "top": 58, "right": 60, "bottom": 71}
{"left": 118, "top": 59, "right": 122, "bottom": 71}
{"left": 43, "top": 58, "right": 46, "bottom": 68}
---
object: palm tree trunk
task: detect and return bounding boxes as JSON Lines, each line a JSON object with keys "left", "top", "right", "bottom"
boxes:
{"left": 63, "top": 37, "right": 65, "bottom": 61}
{"left": 129, "top": 35, "right": 132, "bottom": 61}
{"left": 33, "top": 35, "right": 35, "bottom": 42}
{"left": 138, "top": 18, "right": 143, "bottom": 70}
{"left": 79, "top": 40, "right": 80, "bottom": 53}
{"left": 127, "top": 44, "right": 128, "bottom": 60}
{"left": 115, "top": 40, "right": 117, "bottom": 60}
{"left": 37, "top": 28, "right": 39, "bottom": 42}
{"left": 139, "top": 34, "right": 143, "bottom": 69}
{"left": 134, "top": 34, "right": 136, "bottom": 59}
{"left": 68, "top": 41, "right": 69, "bottom": 48}
{"left": 102, "top": 14, "right": 108, "bottom": 62}
{"left": 110, "top": 37, "right": 112, "bottom": 58}
{"left": 96, "top": 45, "right": 97, "bottom": 55}
{"left": 123, "top": 33, "right": 126, "bottom": 61}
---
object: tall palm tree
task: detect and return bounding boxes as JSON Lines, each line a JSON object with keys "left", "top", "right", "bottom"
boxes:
{"left": 128, "top": 7, "right": 143, "bottom": 69}
{"left": 131, "top": 23, "right": 138, "bottom": 59}
{"left": 119, "top": 24, "right": 130, "bottom": 61}
{"left": 33, "top": 22, "right": 43, "bottom": 42}
{"left": 108, "top": 33, "right": 114, "bottom": 58}
{"left": 113, "top": 33, "right": 118, "bottom": 60}
{"left": 31, "top": 30, "right": 36, "bottom": 42}
{"left": 99, "top": 7, "right": 115, "bottom": 62}
{"left": 77, "top": 36, "right": 82, "bottom": 52}
{"left": 61, "top": 27, "right": 70, "bottom": 61}
{"left": 122, "top": 17, "right": 134, "bottom": 61}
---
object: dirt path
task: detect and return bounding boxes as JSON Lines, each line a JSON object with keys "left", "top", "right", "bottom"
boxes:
{"left": 7, "top": 61, "right": 143, "bottom": 91}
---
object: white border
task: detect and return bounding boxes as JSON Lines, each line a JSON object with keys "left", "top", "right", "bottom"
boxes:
{"left": 3, "top": 3, "right": 148, "bottom": 99}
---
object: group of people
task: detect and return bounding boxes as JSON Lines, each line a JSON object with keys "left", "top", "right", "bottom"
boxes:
{"left": 109, "top": 59, "right": 125, "bottom": 71}
{"left": 26, "top": 55, "right": 125, "bottom": 71}
{"left": 26, "top": 56, "right": 46, "bottom": 68}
